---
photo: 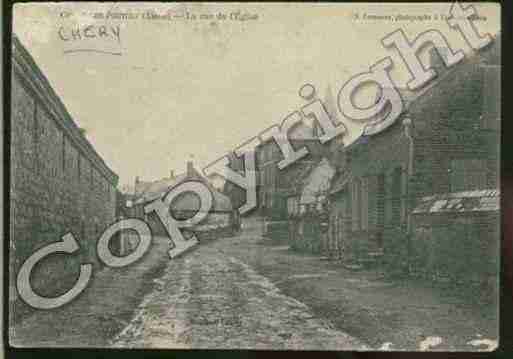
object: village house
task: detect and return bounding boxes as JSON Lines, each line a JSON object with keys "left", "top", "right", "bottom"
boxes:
{"left": 221, "top": 87, "right": 344, "bottom": 240}
{"left": 326, "top": 36, "right": 500, "bottom": 275}
{"left": 286, "top": 157, "right": 336, "bottom": 253}
{"left": 257, "top": 86, "right": 342, "bottom": 219}
{"left": 128, "top": 161, "right": 237, "bottom": 242}
{"left": 222, "top": 115, "right": 330, "bottom": 238}
{"left": 10, "top": 35, "right": 119, "bottom": 307}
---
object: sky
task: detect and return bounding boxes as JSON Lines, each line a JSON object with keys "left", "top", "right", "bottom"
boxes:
{"left": 13, "top": 2, "right": 500, "bottom": 188}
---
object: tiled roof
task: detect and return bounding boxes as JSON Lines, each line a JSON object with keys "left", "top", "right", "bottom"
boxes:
{"left": 413, "top": 189, "right": 500, "bottom": 214}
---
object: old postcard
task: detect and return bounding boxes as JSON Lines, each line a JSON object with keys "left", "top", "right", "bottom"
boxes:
{"left": 8, "top": 2, "right": 500, "bottom": 351}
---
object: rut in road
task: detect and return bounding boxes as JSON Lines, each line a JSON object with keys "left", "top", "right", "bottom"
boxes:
{"left": 111, "top": 244, "right": 367, "bottom": 350}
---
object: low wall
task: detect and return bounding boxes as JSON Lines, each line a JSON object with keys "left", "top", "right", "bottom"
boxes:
{"left": 411, "top": 212, "right": 499, "bottom": 284}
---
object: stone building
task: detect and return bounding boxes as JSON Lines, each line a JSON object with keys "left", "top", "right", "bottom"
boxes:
{"left": 10, "top": 36, "right": 119, "bottom": 307}
{"left": 326, "top": 36, "right": 500, "bottom": 272}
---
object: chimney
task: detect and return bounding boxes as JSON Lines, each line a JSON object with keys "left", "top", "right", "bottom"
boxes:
{"left": 170, "top": 170, "right": 175, "bottom": 179}
{"left": 187, "top": 161, "right": 194, "bottom": 177}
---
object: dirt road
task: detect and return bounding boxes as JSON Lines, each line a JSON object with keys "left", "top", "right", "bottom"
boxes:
{"left": 111, "top": 242, "right": 366, "bottom": 350}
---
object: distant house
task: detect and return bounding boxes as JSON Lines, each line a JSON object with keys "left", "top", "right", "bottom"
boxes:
{"left": 326, "top": 171, "right": 350, "bottom": 260}
{"left": 128, "top": 161, "right": 237, "bottom": 241}
{"left": 325, "top": 36, "right": 500, "bottom": 271}
{"left": 222, "top": 87, "right": 340, "bottom": 217}
{"left": 287, "top": 158, "right": 336, "bottom": 253}
{"left": 255, "top": 122, "right": 329, "bottom": 221}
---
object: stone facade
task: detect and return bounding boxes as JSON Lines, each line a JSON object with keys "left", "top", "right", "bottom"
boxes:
{"left": 10, "top": 36, "right": 118, "bottom": 306}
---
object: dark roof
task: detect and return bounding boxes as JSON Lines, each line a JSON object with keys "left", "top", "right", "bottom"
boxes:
{"left": 413, "top": 189, "right": 499, "bottom": 214}
{"left": 347, "top": 33, "right": 500, "bottom": 151}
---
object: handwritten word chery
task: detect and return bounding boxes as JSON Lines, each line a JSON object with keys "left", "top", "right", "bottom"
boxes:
{"left": 58, "top": 24, "right": 121, "bottom": 44}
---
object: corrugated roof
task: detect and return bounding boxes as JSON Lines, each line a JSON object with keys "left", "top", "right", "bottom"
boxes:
{"left": 413, "top": 189, "right": 500, "bottom": 214}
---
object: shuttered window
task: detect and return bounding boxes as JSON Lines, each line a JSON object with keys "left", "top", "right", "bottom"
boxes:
{"left": 392, "top": 167, "right": 402, "bottom": 225}
{"left": 351, "top": 180, "right": 361, "bottom": 231}
{"left": 361, "top": 178, "right": 369, "bottom": 230}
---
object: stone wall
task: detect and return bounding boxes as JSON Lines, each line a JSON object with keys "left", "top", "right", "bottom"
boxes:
{"left": 10, "top": 43, "right": 118, "bottom": 310}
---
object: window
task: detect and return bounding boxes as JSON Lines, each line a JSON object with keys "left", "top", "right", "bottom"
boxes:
{"left": 260, "top": 190, "right": 265, "bottom": 208}
{"left": 361, "top": 178, "right": 369, "bottom": 230}
{"left": 401, "top": 170, "right": 408, "bottom": 222}
{"left": 351, "top": 179, "right": 361, "bottom": 231}
{"left": 377, "top": 173, "right": 385, "bottom": 229}
{"left": 449, "top": 159, "right": 487, "bottom": 192}
{"left": 391, "top": 167, "right": 402, "bottom": 225}
{"left": 350, "top": 179, "right": 369, "bottom": 231}
{"left": 33, "top": 103, "right": 39, "bottom": 172}
{"left": 481, "top": 65, "right": 500, "bottom": 130}
{"left": 62, "top": 135, "right": 66, "bottom": 171}
{"left": 78, "top": 154, "right": 81, "bottom": 179}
